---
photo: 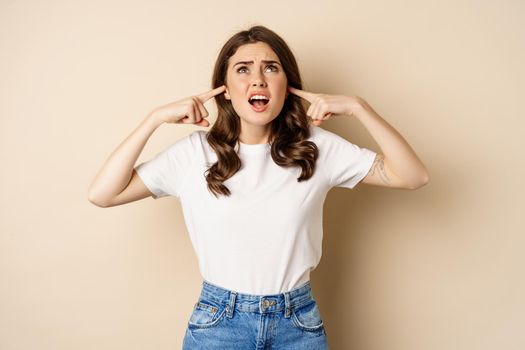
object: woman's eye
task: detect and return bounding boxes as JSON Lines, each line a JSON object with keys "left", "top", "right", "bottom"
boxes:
{"left": 236, "top": 65, "right": 278, "bottom": 74}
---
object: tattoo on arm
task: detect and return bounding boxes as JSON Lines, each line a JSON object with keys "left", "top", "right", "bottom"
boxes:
{"left": 369, "top": 154, "right": 391, "bottom": 184}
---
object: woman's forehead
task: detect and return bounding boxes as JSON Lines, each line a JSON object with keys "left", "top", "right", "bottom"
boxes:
{"left": 229, "top": 42, "right": 280, "bottom": 64}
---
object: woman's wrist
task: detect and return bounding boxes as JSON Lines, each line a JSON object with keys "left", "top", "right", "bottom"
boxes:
{"left": 145, "top": 109, "right": 165, "bottom": 129}
{"left": 345, "top": 95, "right": 366, "bottom": 117}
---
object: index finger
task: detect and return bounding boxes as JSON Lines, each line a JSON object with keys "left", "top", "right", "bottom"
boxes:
{"left": 197, "top": 85, "right": 227, "bottom": 103}
{"left": 288, "top": 86, "right": 317, "bottom": 103}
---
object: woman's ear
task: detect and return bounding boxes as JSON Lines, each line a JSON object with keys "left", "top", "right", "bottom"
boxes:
{"left": 224, "top": 86, "right": 231, "bottom": 100}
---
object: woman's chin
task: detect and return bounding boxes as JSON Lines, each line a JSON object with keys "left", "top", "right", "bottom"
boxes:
{"left": 239, "top": 112, "right": 280, "bottom": 126}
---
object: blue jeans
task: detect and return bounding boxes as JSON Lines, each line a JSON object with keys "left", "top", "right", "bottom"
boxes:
{"left": 182, "top": 279, "right": 330, "bottom": 349}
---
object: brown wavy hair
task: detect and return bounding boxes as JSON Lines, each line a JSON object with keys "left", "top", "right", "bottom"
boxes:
{"left": 205, "top": 25, "right": 319, "bottom": 198}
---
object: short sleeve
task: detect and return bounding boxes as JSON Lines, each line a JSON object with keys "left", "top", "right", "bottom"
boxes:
{"left": 319, "top": 128, "right": 377, "bottom": 189}
{"left": 135, "top": 132, "right": 197, "bottom": 199}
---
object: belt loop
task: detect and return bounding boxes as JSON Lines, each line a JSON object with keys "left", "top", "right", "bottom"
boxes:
{"left": 284, "top": 291, "right": 292, "bottom": 318}
{"left": 226, "top": 291, "right": 237, "bottom": 319}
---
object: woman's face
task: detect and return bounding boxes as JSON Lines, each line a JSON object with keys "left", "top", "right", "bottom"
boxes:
{"left": 224, "top": 41, "right": 288, "bottom": 128}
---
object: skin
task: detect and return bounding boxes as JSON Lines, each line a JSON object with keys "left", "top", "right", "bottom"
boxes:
{"left": 220, "top": 43, "right": 429, "bottom": 189}
{"left": 88, "top": 42, "right": 429, "bottom": 209}
{"left": 288, "top": 86, "right": 430, "bottom": 188}
{"left": 224, "top": 42, "right": 289, "bottom": 144}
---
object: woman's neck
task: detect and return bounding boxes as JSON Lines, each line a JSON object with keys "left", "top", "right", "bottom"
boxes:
{"left": 239, "top": 124, "right": 271, "bottom": 144}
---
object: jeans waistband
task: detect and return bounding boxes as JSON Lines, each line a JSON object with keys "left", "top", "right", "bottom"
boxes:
{"left": 199, "top": 280, "right": 315, "bottom": 318}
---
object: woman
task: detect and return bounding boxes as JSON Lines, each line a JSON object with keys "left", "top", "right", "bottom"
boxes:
{"left": 88, "top": 25, "right": 429, "bottom": 349}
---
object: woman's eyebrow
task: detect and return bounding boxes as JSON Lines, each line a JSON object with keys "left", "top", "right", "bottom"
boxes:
{"left": 233, "top": 60, "right": 281, "bottom": 67}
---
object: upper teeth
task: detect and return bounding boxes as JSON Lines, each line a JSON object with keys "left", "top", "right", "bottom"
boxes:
{"left": 250, "top": 95, "right": 269, "bottom": 101}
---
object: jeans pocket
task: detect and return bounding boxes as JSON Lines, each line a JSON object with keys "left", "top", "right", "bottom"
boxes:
{"left": 290, "top": 299, "right": 325, "bottom": 332}
{"left": 188, "top": 298, "right": 227, "bottom": 329}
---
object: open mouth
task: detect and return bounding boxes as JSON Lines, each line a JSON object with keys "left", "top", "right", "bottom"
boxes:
{"left": 248, "top": 95, "right": 270, "bottom": 109}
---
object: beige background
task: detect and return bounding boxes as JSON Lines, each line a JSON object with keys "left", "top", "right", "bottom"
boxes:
{"left": 1, "top": 0, "right": 524, "bottom": 349}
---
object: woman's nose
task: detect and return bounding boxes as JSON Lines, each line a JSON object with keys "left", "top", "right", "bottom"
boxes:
{"left": 251, "top": 70, "right": 267, "bottom": 87}
{"left": 252, "top": 80, "right": 267, "bottom": 87}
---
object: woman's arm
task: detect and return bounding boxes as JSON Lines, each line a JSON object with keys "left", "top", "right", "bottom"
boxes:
{"left": 87, "top": 85, "right": 226, "bottom": 207}
{"left": 287, "top": 86, "right": 429, "bottom": 190}
{"left": 87, "top": 112, "right": 163, "bottom": 207}
{"left": 350, "top": 97, "right": 430, "bottom": 189}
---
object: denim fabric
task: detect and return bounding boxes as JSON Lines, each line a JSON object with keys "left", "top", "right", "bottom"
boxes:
{"left": 182, "top": 280, "right": 330, "bottom": 349}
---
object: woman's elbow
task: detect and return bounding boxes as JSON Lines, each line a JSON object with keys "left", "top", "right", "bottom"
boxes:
{"left": 409, "top": 175, "right": 430, "bottom": 190}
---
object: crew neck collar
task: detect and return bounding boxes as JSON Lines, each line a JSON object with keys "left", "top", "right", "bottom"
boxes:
{"left": 237, "top": 141, "right": 270, "bottom": 154}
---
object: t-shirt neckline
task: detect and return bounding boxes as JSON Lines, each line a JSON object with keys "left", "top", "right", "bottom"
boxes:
{"left": 238, "top": 141, "right": 270, "bottom": 154}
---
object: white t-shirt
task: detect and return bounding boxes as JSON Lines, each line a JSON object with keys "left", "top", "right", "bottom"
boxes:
{"left": 135, "top": 125, "right": 377, "bottom": 295}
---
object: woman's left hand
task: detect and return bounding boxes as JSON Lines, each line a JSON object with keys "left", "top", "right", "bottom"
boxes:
{"left": 288, "top": 86, "right": 362, "bottom": 126}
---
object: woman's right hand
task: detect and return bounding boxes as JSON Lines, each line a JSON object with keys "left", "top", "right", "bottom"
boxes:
{"left": 152, "top": 85, "right": 226, "bottom": 127}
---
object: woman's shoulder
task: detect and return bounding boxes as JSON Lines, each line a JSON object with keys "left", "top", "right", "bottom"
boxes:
{"left": 190, "top": 129, "right": 208, "bottom": 142}
{"left": 188, "top": 129, "right": 215, "bottom": 155}
{"left": 308, "top": 124, "right": 339, "bottom": 143}
{"left": 174, "top": 129, "right": 208, "bottom": 146}
{"left": 160, "top": 130, "right": 210, "bottom": 156}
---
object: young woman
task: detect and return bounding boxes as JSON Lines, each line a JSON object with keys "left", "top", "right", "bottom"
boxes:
{"left": 88, "top": 25, "right": 429, "bottom": 349}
